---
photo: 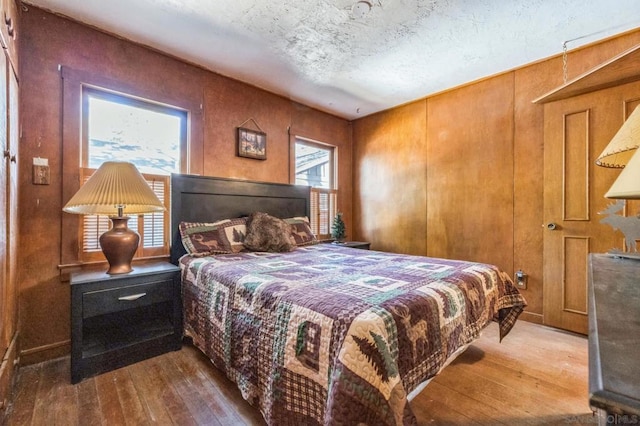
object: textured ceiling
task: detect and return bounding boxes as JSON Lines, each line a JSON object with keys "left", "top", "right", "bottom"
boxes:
{"left": 23, "top": 0, "right": 640, "bottom": 119}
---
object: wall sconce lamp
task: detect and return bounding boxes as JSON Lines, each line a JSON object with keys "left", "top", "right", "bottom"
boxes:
{"left": 63, "top": 161, "right": 165, "bottom": 274}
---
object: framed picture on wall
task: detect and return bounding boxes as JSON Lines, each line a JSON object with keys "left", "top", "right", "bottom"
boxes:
{"left": 237, "top": 127, "right": 267, "bottom": 160}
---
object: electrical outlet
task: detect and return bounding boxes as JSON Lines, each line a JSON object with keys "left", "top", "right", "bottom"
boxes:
{"left": 515, "top": 269, "right": 528, "bottom": 290}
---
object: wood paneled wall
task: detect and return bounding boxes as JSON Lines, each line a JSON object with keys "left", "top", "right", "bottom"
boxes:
{"left": 426, "top": 74, "right": 514, "bottom": 272}
{"left": 353, "top": 101, "right": 427, "bottom": 255}
{"left": 352, "top": 29, "right": 640, "bottom": 323}
{"left": 18, "top": 7, "right": 351, "bottom": 363}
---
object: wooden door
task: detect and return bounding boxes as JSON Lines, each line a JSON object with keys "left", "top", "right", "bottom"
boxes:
{"left": 0, "top": 46, "right": 7, "bottom": 359}
{"left": 3, "top": 57, "right": 17, "bottom": 346}
{"left": 0, "top": 2, "right": 16, "bottom": 411}
{"left": 543, "top": 81, "right": 640, "bottom": 334}
{"left": 0, "top": 43, "right": 9, "bottom": 415}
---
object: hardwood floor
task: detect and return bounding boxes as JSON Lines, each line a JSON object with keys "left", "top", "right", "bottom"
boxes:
{"left": 2, "top": 320, "right": 595, "bottom": 425}
{"left": 412, "top": 321, "right": 594, "bottom": 425}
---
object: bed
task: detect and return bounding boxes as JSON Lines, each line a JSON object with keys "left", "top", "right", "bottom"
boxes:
{"left": 170, "top": 174, "right": 527, "bottom": 425}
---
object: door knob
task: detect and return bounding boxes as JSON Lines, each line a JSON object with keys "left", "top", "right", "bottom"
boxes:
{"left": 545, "top": 223, "right": 557, "bottom": 230}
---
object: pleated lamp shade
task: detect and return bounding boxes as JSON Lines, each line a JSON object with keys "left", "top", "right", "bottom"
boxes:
{"left": 596, "top": 106, "right": 640, "bottom": 168}
{"left": 605, "top": 147, "right": 640, "bottom": 199}
{"left": 63, "top": 161, "right": 165, "bottom": 274}
{"left": 63, "top": 161, "right": 165, "bottom": 216}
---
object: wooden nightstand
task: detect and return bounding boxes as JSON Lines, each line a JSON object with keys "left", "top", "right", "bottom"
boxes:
{"left": 332, "top": 241, "right": 371, "bottom": 250}
{"left": 70, "top": 261, "right": 182, "bottom": 384}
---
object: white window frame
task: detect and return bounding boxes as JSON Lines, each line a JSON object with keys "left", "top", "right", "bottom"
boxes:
{"left": 294, "top": 138, "right": 337, "bottom": 240}
{"left": 79, "top": 87, "right": 186, "bottom": 263}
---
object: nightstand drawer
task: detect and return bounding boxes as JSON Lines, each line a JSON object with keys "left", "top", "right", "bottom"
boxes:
{"left": 83, "top": 279, "right": 173, "bottom": 319}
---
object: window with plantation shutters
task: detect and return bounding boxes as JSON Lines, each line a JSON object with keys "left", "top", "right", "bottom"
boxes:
{"left": 295, "top": 138, "right": 337, "bottom": 240}
{"left": 143, "top": 177, "right": 167, "bottom": 249}
{"left": 79, "top": 87, "right": 185, "bottom": 262}
{"left": 309, "top": 188, "right": 337, "bottom": 238}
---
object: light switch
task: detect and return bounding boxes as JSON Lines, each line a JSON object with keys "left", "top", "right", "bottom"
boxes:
{"left": 33, "top": 157, "right": 50, "bottom": 185}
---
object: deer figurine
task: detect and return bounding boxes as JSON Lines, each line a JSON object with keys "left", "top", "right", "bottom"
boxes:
{"left": 598, "top": 200, "right": 640, "bottom": 252}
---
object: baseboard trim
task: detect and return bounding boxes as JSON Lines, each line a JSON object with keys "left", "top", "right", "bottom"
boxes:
{"left": 519, "top": 311, "right": 543, "bottom": 324}
{"left": 20, "top": 340, "right": 70, "bottom": 366}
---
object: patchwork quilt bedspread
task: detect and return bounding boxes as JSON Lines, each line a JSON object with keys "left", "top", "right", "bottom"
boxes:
{"left": 180, "top": 244, "right": 526, "bottom": 425}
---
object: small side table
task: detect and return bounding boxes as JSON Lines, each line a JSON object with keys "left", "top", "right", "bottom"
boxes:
{"left": 70, "top": 261, "right": 182, "bottom": 383}
{"left": 332, "top": 241, "right": 371, "bottom": 250}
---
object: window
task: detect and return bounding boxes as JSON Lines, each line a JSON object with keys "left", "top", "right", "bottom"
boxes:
{"left": 294, "top": 139, "right": 337, "bottom": 239}
{"left": 80, "top": 87, "right": 186, "bottom": 262}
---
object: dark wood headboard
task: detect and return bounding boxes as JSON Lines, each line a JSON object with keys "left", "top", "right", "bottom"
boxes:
{"left": 170, "top": 174, "right": 311, "bottom": 264}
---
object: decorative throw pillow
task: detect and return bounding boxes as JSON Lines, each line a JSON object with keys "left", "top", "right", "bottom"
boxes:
{"left": 179, "top": 218, "right": 247, "bottom": 256}
{"left": 216, "top": 219, "right": 248, "bottom": 253}
{"left": 244, "top": 212, "right": 296, "bottom": 253}
{"left": 284, "top": 216, "right": 318, "bottom": 246}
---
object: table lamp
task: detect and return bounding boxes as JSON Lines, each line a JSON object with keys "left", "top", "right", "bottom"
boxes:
{"left": 596, "top": 106, "right": 640, "bottom": 257}
{"left": 597, "top": 105, "right": 640, "bottom": 198}
{"left": 596, "top": 105, "right": 640, "bottom": 168}
{"left": 63, "top": 161, "right": 165, "bottom": 274}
